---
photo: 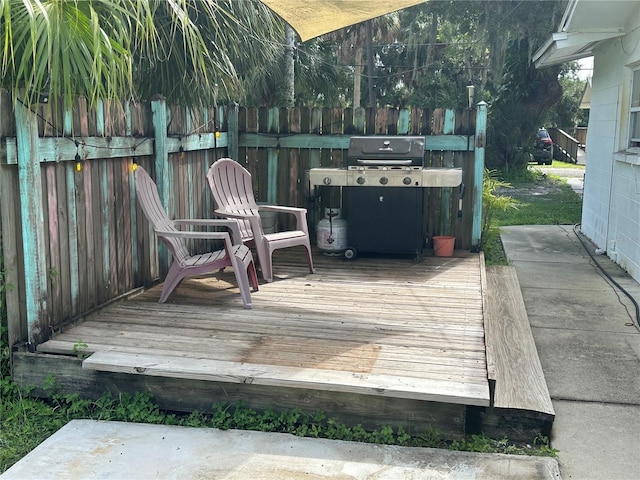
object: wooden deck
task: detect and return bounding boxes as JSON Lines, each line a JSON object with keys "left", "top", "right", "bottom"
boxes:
{"left": 14, "top": 247, "right": 554, "bottom": 440}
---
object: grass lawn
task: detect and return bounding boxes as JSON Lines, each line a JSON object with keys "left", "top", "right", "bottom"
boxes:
{"left": 483, "top": 165, "right": 584, "bottom": 265}
{"left": 535, "top": 159, "right": 585, "bottom": 169}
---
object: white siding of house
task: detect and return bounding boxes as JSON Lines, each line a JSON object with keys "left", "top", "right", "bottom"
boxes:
{"left": 582, "top": 66, "right": 618, "bottom": 245}
{"left": 583, "top": 18, "right": 640, "bottom": 282}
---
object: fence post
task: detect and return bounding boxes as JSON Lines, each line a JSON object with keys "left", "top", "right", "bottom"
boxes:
{"left": 471, "top": 101, "right": 487, "bottom": 252}
{"left": 151, "top": 96, "right": 171, "bottom": 275}
{"left": 14, "top": 99, "right": 49, "bottom": 350}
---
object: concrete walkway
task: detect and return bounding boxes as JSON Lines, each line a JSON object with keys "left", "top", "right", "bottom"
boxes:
{"left": 501, "top": 225, "right": 640, "bottom": 480}
{"left": 1, "top": 420, "right": 561, "bottom": 479}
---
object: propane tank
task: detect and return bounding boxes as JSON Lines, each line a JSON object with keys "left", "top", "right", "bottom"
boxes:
{"left": 317, "top": 208, "right": 348, "bottom": 254}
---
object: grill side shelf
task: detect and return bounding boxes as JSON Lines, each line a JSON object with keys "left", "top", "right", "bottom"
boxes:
{"left": 308, "top": 167, "right": 462, "bottom": 188}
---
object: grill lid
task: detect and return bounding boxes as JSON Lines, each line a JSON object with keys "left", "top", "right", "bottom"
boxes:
{"left": 347, "top": 136, "right": 425, "bottom": 166}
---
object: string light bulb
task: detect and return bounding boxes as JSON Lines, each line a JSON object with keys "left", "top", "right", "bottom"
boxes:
{"left": 131, "top": 160, "right": 138, "bottom": 172}
{"left": 74, "top": 152, "right": 82, "bottom": 172}
{"left": 215, "top": 130, "right": 221, "bottom": 139}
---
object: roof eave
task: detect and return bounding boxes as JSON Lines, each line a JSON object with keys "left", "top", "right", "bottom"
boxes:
{"left": 533, "top": 29, "right": 624, "bottom": 68}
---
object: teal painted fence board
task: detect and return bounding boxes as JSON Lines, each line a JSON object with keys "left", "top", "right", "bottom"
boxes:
{"left": 151, "top": 99, "right": 170, "bottom": 210}
{"left": 97, "top": 100, "right": 105, "bottom": 136}
{"left": 151, "top": 98, "right": 171, "bottom": 275}
{"left": 2, "top": 133, "right": 228, "bottom": 165}
{"left": 239, "top": 133, "right": 352, "bottom": 149}
{"left": 472, "top": 102, "right": 487, "bottom": 251}
{"left": 424, "top": 135, "right": 473, "bottom": 151}
{"left": 239, "top": 133, "right": 473, "bottom": 152}
{"left": 398, "top": 109, "right": 410, "bottom": 134}
{"left": 444, "top": 110, "right": 455, "bottom": 135}
{"left": 14, "top": 101, "right": 48, "bottom": 348}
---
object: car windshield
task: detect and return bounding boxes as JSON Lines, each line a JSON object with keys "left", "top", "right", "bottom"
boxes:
{"left": 538, "top": 130, "right": 550, "bottom": 139}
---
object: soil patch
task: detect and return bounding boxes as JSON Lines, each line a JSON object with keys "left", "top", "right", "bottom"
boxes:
{"left": 496, "top": 178, "right": 564, "bottom": 202}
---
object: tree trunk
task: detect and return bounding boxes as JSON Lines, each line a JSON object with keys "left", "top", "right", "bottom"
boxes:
{"left": 366, "top": 20, "right": 376, "bottom": 108}
{"left": 354, "top": 46, "right": 363, "bottom": 108}
{"left": 284, "top": 25, "right": 296, "bottom": 107}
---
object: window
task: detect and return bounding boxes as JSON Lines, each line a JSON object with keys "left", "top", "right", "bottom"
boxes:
{"left": 631, "top": 69, "right": 640, "bottom": 148}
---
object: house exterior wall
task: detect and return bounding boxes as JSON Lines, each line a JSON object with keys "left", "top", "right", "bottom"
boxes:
{"left": 583, "top": 14, "right": 640, "bottom": 283}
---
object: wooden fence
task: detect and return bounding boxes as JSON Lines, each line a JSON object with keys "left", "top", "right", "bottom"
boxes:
{"left": 0, "top": 92, "right": 486, "bottom": 352}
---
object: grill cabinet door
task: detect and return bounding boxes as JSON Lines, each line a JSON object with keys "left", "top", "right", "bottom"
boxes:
{"left": 344, "top": 187, "right": 424, "bottom": 255}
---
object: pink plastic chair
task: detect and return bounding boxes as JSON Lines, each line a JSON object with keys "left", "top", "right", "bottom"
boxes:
{"left": 207, "top": 158, "right": 315, "bottom": 283}
{"left": 134, "top": 166, "right": 259, "bottom": 308}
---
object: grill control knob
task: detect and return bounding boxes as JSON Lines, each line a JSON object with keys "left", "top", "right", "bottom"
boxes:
{"left": 356, "top": 176, "right": 366, "bottom": 185}
{"left": 403, "top": 177, "right": 412, "bottom": 185}
{"left": 323, "top": 177, "right": 332, "bottom": 185}
{"left": 379, "top": 176, "right": 389, "bottom": 185}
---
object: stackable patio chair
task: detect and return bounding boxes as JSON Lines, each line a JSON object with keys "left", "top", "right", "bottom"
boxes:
{"left": 134, "top": 166, "right": 259, "bottom": 308}
{"left": 206, "top": 158, "right": 315, "bottom": 283}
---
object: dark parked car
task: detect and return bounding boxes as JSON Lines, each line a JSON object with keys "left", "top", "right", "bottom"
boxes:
{"left": 533, "top": 128, "right": 554, "bottom": 165}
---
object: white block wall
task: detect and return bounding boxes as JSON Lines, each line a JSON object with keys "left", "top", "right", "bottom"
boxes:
{"left": 583, "top": 15, "right": 640, "bottom": 283}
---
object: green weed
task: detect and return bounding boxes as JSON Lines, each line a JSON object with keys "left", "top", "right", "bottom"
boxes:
{"left": 481, "top": 168, "right": 518, "bottom": 252}
{"left": 451, "top": 433, "right": 558, "bottom": 456}
{"left": 1, "top": 376, "right": 558, "bottom": 474}
{"left": 72, "top": 340, "right": 89, "bottom": 360}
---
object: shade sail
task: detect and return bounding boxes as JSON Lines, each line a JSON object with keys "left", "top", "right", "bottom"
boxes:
{"left": 259, "top": 0, "right": 426, "bottom": 42}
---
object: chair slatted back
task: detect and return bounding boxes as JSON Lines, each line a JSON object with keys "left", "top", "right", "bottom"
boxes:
{"left": 207, "top": 159, "right": 261, "bottom": 240}
{"left": 135, "top": 166, "right": 190, "bottom": 264}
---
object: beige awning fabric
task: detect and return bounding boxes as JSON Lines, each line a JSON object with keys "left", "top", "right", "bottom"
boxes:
{"left": 259, "top": 0, "right": 426, "bottom": 42}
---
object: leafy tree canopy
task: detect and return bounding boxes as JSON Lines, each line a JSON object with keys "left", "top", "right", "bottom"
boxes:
{"left": 1, "top": 0, "right": 586, "bottom": 171}
{"left": 0, "top": 0, "right": 283, "bottom": 109}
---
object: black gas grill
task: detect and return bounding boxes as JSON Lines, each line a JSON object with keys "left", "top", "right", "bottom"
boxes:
{"left": 344, "top": 136, "right": 426, "bottom": 256}
{"left": 308, "top": 136, "right": 463, "bottom": 258}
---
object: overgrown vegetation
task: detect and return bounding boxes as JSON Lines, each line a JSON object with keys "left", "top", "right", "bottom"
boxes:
{"left": 482, "top": 164, "right": 584, "bottom": 265}
{"left": 0, "top": 243, "right": 9, "bottom": 382}
{"left": 481, "top": 168, "right": 517, "bottom": 259}
{"left": 494, "top": 168, "right": 583, "bottom": 226}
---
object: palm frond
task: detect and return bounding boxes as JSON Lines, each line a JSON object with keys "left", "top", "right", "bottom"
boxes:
{"left": 0, "top": 0, "right": 284, "bottom": 109}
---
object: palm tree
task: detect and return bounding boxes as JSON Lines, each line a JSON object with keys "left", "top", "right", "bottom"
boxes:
{"left": 241, "top": 33, "right": 347, "bottom": 107}
{"left": 0, "top": 0, "right": 283, "bottom": 110}
{"left": 330, "top": 15, "right": 398, "bottom": 108}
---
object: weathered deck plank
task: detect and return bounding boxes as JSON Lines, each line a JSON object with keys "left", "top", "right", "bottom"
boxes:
{"left": 83, "top": 351, "right": 490, "bottom": 405}
{"left": 484, "top": 266, "right": 554, "bottom": 416}
{"left": 13, "top": 350, "right": 467, "bottom": 438}
{"left": 40, "top": 252, "right": 490, "bottom": 409}
{"left": 16, "top": 251, "right": 558, "bottom": 439}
